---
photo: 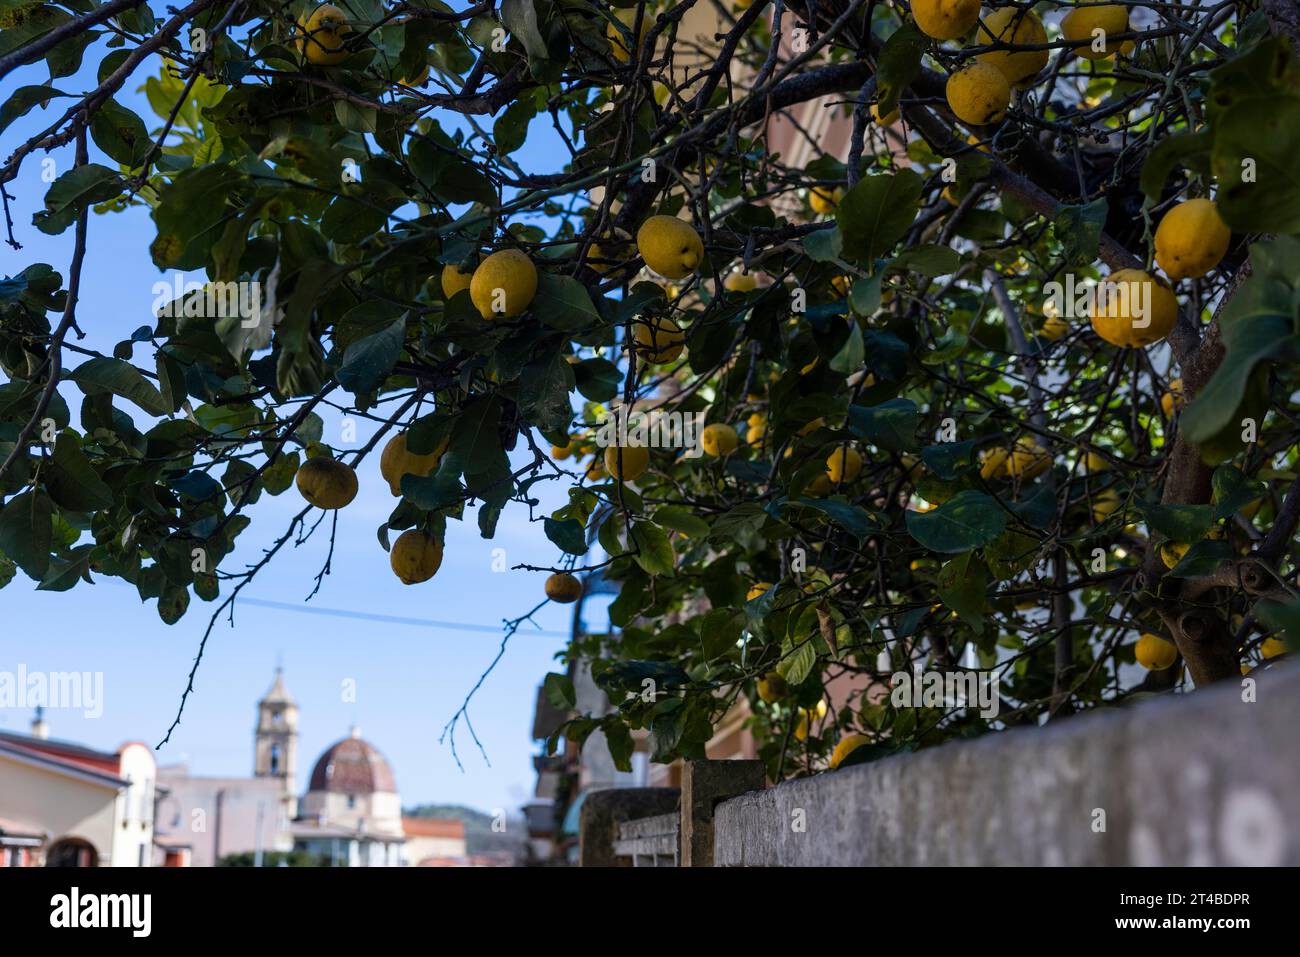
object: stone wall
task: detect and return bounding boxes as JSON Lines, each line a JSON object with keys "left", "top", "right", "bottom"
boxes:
{"left": 715, "top": 663, "right": 1299, "bottom": 866}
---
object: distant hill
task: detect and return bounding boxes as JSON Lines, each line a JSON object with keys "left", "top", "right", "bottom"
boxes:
{"left": 403, "top": 804, "right": 527, "bottom": 856}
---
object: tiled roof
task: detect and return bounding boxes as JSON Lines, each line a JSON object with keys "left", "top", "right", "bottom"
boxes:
{"left": 307, "top": 735, "right": 397, "bottom": 794}
{"left": 401, "top": 817, "right": 465, "bottom": 839}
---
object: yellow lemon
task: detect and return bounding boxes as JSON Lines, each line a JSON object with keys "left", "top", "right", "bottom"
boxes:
{"left": 757, "top": 671, "right": 788, "bottom": 703}
{"left": 1161, "top": 378, "right": 1185, "bottom": 417}
{"left": 636, "top": 215, "right": 704, "bottom": 279}
{"left": 946, "top": 62, "right": 1011, "bottom": 126}
{"left": 1040, "top": 314, "right": 1070, "bottom": 340}
{"left": 295, "top": 4, "right": 350, "bottom": 66}
{"left": 1261, "top": 637, "right": 1287, "bottom": 660}
{"left": 1085, "top": 450, "right": 1109, "bottom": 473}
{"left": 380, "top": 432, "right": 448, "bottom": 496}
{"left": 809, "top": 186, "right": 843, "bottom": 215}
{"left": 798, "top": 417, "right": 826, "bottom": 437}
{"left": 389, "top": 529, "right": 443, "bottom": 585}
{"left": 296, "top": 456, "right": 358, "bottom": 509}
{"left": 826, "top": 446, "right": 863, "bottom": 483}
{"left": 552, "top": 439, "right": 575, "bottom": 461}
{"left": 976, "top": 8, "right": 1049, "bottom": 84}
{"left": 545, "top": 572, "right": 583, "bottom": 603}
{"left": 1154, "top": 198, "right": 1231, "bottom": 281}
{"left": 979, "top": 446, "right": 1009, "bottom": 480}
{"left": 702, "top": 423, "right": 739, "bottom": 456}
{"left": 1061, "top": 4, "right": 1128, "bottom": 60}
{"left": 440, "top": 262, "right": 473, "bottom": 299}
{"left": 829, "top": 733, "right": 871, "bottom": 770}
{"left": 871, "top": 103, "right": 900, "bottom": 125}
{"left": 747, "top": 582, "right": 771, "bottom": 601}
{"left": 831, "top": 274, "right": 852, "bottom": 296}
{"left": 724, "top": 271, "right": 757, "bottom": 292}
{"left": 585, "top": 456, "right": 607, "bottom": 482}
{"left": 631, "top": 314, "right": 686, "bottom": 363}
{"left": 1091, "top": 489, "right": 1121, "bottom": 523}
{"left": 469, "top": 249, "right": 538, "bottom": 319}
{"left": 746, "top": 422, "right": 766, "bottom": 444}
{"left": 1135, "top": 633, "right": 1178, "bottom": 670}
{"left": 1090, "top": 269, "right": 1178, "bottom": 348}
{"left": 1006, "top": 437, "right": 1050, "bottom": 480}
{"left": 607, "top": 7, "right": 648, "bottom": 63}
{"left": 804, "top": 473, "right": 834, "bottom": 497}
{"left": 912, "top": 0, "right": 980, "bottom": 40}
{"left": 604, "top": 445, "right": 650, "bottom": 481}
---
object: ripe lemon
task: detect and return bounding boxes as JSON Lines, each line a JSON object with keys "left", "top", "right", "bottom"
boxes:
{"left": 757, "top": 671, "right": 788, "bottom": 703}
{"left": 389, "top": 529, "right": 443, "bottom": 585}
{"left": 1006, "top": 437, "right": 1050, "bottom": 480}
{"left": 1154, "top": 198, "right": 1231, "bottom": 281}
{"left": 607, "top": 7, "right": 647, "bottom": 63}
{"left": 830, "top": 274, "right": 851, "bottom": 296}
{"left": 804, "top": 473, "right": 834, "bottom": 497}
{"left": 636, "top": 215, "right": 704, "bottom": 279}
{"left": 912, "top": 0, "right": 980, "bottom": 40}
{"left": 946, "top": 62, "right": 1011, "bottom": 126}
{"left": 871, "top": 103, "right": 900, "bottom": 125}
{"left": 295, "top": 4, "right": 350, "bottom": 66}
{"left": 809, "top": 186, "right": 843, "bottom": 215}
{"left": 604, "top": 445, "right": 650, "bottom": 481}
{"left": 1090, "top": 269, "right": 1178, "bottom": 348}
{"left": 826, "top": 446, "right": 863, "bottom": 483}
{"left": 544, "top": 572, "right": 583, "bottom": 603}
{"left": 631, "top": 314, "right": 686, "bottom": 363}
{"left": 979, "top": 446, "right": 1009, "bottom": 479}
{"left": 976, "top": 8, "right": 1049, "bottom": 84}
{"left": 441, "top": 263, "right": 473, "bottom": 299}
{"left": 296, "top": 456, "right": 358, "bottom": 509}
{"left": 1160, "top": 378, "right": 1185, "bottom": 417}
{"left": 798, "top": 417, "right": 826, "bottom": 437}
{"left": 1261, "top": 637, "right": 1287, "bottom": 660}
{"left": 587, "top": 230, "right": 632, "bottom": 275}
{"left": 1040, "top": 314, "right": 1070, "bottom": 340}
{"left": 724, "top": 271, "right": 757, "bottom": 292}
{"left": 1061, "top": 4, "right": 1128, "bottom": 60}
{"left": 380, "top": 432, "right": 448, "bottom": 496}
{"left": 1135, "top": 633, "right": 1177, "bottom": 670}
{"left": 470, "top": 249, "right": 538, "bottom": 319}
{"left": 1091, "top": 489, "right": 1121, "bottom": 523}
{"left": 794, "top": 699, "right": 828, "bottom": 741}
{"left": 702, "top": 423, "right": 739, "bottom": 456}
{"left": 552, "top": 438, "right": 575, "bottom": 460}
{"left": 747, "top": 582, "right": 772, "bottom": 601}
{"left": 585, "top": 456, "right": 607, "bottom": 482}
{"left": 1085, "top": 450, "right": 1109, "bottom": 473}
{"left": 829, "top": 733, "right": 871, "bottom": 770}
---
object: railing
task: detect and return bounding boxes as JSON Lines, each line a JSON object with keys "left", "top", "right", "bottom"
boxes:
{"left": 612, "top": 812, "right": 678, "bottom": 867}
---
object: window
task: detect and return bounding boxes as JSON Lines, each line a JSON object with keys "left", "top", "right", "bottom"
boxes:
{"left": 269, "top": 743, "right": 281, "bottom": 774}
{"left": 347, "top": 794, "right": 356, "bottom": 809}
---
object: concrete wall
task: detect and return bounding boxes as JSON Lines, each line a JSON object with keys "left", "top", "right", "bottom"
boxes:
{"left": 0, "top": 756, "right": 118, "bottom": 864}
{"left": 715, "top": 663, "right": 1300, "bottom": 866}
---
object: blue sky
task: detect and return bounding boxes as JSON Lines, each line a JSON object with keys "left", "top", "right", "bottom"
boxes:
{"left": 1, "top": 20, "right": 603, "bottom": 815}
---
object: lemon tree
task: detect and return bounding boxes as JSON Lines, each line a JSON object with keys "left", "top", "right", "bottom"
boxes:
{"left": 3, "top": 1, "right": 1300, "bottom": 773}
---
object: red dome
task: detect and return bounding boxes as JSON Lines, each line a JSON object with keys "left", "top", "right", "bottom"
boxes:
{"left": 308, "top": 733, "right": 397, "bottom": 795}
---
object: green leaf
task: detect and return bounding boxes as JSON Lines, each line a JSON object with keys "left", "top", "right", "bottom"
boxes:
{"left": 785, "top": 498, "right": 876, "bottom": 541}
{"left": 45, "top": 432, "right": 112, "bottom": 511}
{"left": 542, "top": 672, "right": 576, "bottom": 710}
{"left": 573, "top": 357, "right": 621, "bottom": 401}
{"left": 335, "top": 317, "right": 405, "bottom": 395}
{"left": 1211, "top": 465, "right": 1267, "bottom": 520}
{"left": 1166, "top": 539, "right": 1233, "bottom": 579}
{"left": 921, "top": 439, "right": 980, "bottom": 479}
{"left": 699, "top": 607, "right": 744, "bottom": 661}
{"left": 1136, "top": 502, "right": 1215, "bottom": 542}
{"left": 905, "top": 490, "right": 1007, "bottom": 553}
{"left": 544, "top": 517, "right": 588, "bottom": 555}
{"left": 500, "top": 0, "right": 549, "bottom": 62}
{"left": 450, "top": 395, "right": 505, "bottom": 474}
{"left": 33, "top": 164, "right": 123, "bottom": 235}
{"left": 653, "top": 505, "right": 710, "bottom": 538}
{"left": 68, "top": 357, "right": 169, "bottom": 416}
{"left": 1053, "top": 198, "right": 1108, "bottom": 265}
{"left": 519, "top": 351, "right": 575, "bottom": 434}
{"left": 0, "top": 86, "right": 72, "bottom": 138}
{"left": 0, "top": 490, "right": 52, "bottom": 581}
{"left": 604, "top": 719, "right": 634, "bottom": 773}
{"left": 533, "top": 272, "right": 599, "bottom": 331}
{"left": 836, "top": 170, "right": 923, "bottom": 264}
{"left": 802, "top": 226, "right": 843, "bottom": 263}
{"left": 494, "top": 98, "right": 535, "bottom": 154}
{"left": 89, "top": 98, "right": 151, "bottom": 168}
{"left": 875, "top": 21, "right": 927, "bottom": 113}
{"left": 1140, "top": 129, "right": 1213, "bottom": 202}
{"left": 829, "top": 320, "right": 864, "bottom": 374}
{"left": 846, "top": 398, "right": 920, "bottom": 451}
{"left": 890, "top": 243, "right": 960, "bottom": 277}
{"left": 630, "top": 520, "right": 675, "bottom": 576}
{"left": 334, "top": 99, "right": 377, "bottom": 133}
{"left": 937, "top": 552, "right": 987, "bottom": 628}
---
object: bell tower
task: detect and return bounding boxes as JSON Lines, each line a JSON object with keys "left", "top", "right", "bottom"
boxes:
{"left": 254, "top": 667, "right": 299, "bottom": 804}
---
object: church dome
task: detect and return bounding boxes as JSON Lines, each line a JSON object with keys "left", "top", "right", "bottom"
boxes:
{"left": 307, "top": 727, "right": 396, "bottom": 795}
